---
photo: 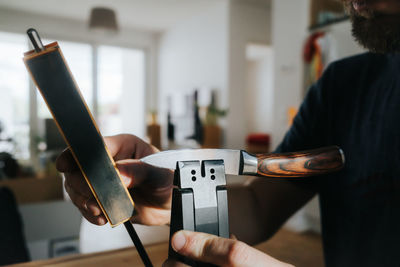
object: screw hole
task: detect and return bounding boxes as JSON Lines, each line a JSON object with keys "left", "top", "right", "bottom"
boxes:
{"left": 211, "top": 175, "right": 216, "bottom": 180}
{"left": 210, "top": 168, "right": 215, "bottom": 174}
{"left": 191, "top": 170, "right": 196, "bottom": 175}
{"left": 192, "top": 176, "right": 196, "bottom": 181}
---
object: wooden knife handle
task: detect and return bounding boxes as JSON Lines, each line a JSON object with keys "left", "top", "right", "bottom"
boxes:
{"left": 256, "top": 146, "right": 345, "bottom": 177}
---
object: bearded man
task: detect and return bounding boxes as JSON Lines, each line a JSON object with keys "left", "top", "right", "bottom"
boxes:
{"left": 57, "top": 0, "right": 400, "bottom": 266}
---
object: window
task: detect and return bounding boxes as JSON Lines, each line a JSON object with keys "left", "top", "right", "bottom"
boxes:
{"left": 0, "top": 32, "right": 29, "bottom": 160}
{"left": 98, "top": 46, "right": 145, "bottom": 138}
{"left": 0, "top": 31, "right": 146, "bottom": 170}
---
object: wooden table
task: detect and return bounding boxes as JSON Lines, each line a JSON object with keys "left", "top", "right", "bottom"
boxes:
{"left": 15, "top": 242, "right": 169, "bottom": 267}
{"left": 14, "top": 229, "right": 324, "bottom": 267}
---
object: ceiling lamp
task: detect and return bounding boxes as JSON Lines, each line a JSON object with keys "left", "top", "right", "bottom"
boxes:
{"left": 89, "top": 7, "right": 119, "bottom": 33}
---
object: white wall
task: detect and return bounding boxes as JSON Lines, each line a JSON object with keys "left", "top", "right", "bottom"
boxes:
{"left": 270, "top": 0, "right": 310, "bottom": 150}
{"left": 158, "top": 1, "right": 229, "bottom": 128}
{"left": 226, "top": 0, "right": 271, "bottom": 149}
{"left": 245, "top": 45, "right": 274, "bottom": 134}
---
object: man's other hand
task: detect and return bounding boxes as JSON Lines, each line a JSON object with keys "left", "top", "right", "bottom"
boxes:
{"left": 163, "top": 230, "right": 294, "bottom": 267}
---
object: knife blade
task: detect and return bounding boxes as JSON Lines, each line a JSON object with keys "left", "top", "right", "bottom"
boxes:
{"left": 142, "top": 149, "right": 242, "bottom": 175}
{"left": 141, "top": 146, "right": 345, "bottom": 177}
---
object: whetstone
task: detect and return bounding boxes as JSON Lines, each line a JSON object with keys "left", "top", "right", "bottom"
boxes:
{"left": 23, "top": 42, "right": 135, "bottom": 227}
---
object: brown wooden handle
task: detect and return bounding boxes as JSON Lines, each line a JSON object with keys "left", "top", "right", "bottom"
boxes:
{"left": 256, "top": 146, "right": 345, "bottom": 177}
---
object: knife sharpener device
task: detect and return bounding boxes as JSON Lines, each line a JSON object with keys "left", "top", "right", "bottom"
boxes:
{"left": 140, "top": 143, "right": 345, "bottom": 266}
{"left": 161, "top": 149, "right": 344, "bottom": 266}
{"left": 169, "top": 160, "right": 229, "bottom": 267}
{"left": 23, "top": 29, "right": 153, "bottom": 267}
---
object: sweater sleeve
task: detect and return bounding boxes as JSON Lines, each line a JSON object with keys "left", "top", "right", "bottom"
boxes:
{"left": 273, "top": 65, "right": 336, "bottom": 190}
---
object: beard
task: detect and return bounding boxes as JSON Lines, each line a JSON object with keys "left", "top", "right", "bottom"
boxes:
{"left": 344, "top": 1, "right": 400, "bottom": 53}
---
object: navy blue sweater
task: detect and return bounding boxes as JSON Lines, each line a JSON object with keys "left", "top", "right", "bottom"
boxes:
{"left": 276, "top": 53, "right": 400, "bottom": 267}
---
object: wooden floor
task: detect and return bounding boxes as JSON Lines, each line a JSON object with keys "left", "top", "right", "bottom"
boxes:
{"left": 255, "top": 229, "right": 324, "bottom": 267}
{"left": 14, "top": 228, "right": 324, "bottom": 267}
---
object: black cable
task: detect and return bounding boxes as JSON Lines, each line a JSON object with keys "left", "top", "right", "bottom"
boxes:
{"left": 124, "top": 221, "right": 154, "bottom": 267}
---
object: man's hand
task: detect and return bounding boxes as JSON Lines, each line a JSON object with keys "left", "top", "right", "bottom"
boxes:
{"left": 163, "top": 230, "right": 294, "bottom": 267}
{"left": 56, "top": 134, "right": 174, "bottom": 226}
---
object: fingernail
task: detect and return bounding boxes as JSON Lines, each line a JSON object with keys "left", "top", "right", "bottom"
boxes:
{"left": 172, "top": 231, "right": 186, "bottom": 252}
{"left": 98, "top": 216, "right": 107, "bottom": 225}
{"left": 121, "top": 175, "right": 132, "bottom": 187}
{"left": 88, "top": 204, "right": 101, "bottom": 216}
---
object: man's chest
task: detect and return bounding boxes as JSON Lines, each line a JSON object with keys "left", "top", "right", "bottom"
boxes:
{"left": 323, "top": 80, "right": 400, "bottom": 198}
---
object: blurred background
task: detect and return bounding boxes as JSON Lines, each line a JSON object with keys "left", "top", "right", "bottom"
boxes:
{"left": 0, "top": 0, "right": 364, "bottom": 266}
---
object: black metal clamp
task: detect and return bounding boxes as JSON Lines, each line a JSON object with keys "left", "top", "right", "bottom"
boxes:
{"left": 169, "top": 160, "right": 229, "bottom": 267}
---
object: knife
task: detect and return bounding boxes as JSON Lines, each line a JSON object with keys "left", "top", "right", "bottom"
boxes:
{"left": 141, "top": 146, "right": 345, "bottom": 177}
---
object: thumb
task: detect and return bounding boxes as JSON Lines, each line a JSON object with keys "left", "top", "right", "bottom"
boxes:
{"left": 115, "top": 159, "right": 146, "bottom": 189}
{"left": 115, "top": 159, "right": 173, "bottom": 189}
{"left": 171, "top": 230, "right": 293, "bottom": 267}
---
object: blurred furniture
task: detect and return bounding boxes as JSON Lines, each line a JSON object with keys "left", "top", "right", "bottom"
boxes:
{"left": 0, "top": 176, "right": 63, "bottom": 204}
{"left": 14, "top": 228, "right": 323, "bottom": 267}
{"left": 202, "top": 125, "right": 222, "bottom": 148}
{"left": 147, "top": 124, "right": 161, "bottom": 150}
{"left": 287, "top": 107, "right": 298, "bottom": 126}
{"left": 246, "top": 133, "right": 270, "bottom": 154}
{"left": 0, "top": 152, "right": 20, "bottom": 179}
{"left": 309, "top": 0, "right": 346, "bottom": 28}
{"left": 146, "top": 113, "right": 161, "bottom": 150}
{"left": 0, "top": 187, "right": 30, "bottom": 265}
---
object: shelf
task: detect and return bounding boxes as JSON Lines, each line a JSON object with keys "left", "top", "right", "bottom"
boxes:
{"left": 0, "top": 175, "right": 63, "bottom": 204}
{"left": 309, "top": 16, "right": 349, "bottom": 31}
